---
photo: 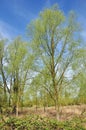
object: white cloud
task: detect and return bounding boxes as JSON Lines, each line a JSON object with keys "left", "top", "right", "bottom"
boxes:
{"left": 65, "top": 67, "right": 74, "bottom": 80}
{"left": 0, "top": 21, "right": 11, "bottom": 39}
{"left": 0, "top": 20, "right": 19, "bottom": 40}
{"left": 9, "top": 0, "right": 36, "bottom": 22}
{"left": 13, "top": 6, "right": 36, "bottom": 21}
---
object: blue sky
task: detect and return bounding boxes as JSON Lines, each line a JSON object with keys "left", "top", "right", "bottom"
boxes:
{"left": 0, "top": 0, "right": 86, "bottom": 40}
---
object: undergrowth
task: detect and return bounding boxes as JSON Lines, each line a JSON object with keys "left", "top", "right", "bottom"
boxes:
{"left": 0, "top": 115, "right": 86, "bottom": 130}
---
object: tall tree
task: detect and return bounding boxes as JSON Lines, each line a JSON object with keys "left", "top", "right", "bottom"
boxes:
{"left": 27, "top": 5, "right": 81, "bottom": 119}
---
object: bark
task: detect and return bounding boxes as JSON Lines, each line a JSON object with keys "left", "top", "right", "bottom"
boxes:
{"left": 36, "top": 92, "right": 38, "bottom": 111}
{"left": 0, "top": 59, "right": 6, "bottom": 94}
{"left": 16, "top": 102, "right": 19, "bottom": 116}
{"left": 54, "top": 95, "right": 60, "bottom": 120}
{"left": 50, "top": 31, "right": 60, "bottom": 120}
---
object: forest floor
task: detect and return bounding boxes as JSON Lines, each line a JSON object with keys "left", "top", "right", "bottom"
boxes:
{"left": 19, "top": 104, "right": 86, "bottom": 121}
{"left": 0, "top": 105, "right": 86, "bottom": 129}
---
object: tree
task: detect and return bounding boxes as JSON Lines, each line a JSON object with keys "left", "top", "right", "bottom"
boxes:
{"left": 72, "top": 48, "right": 86, "bottom": 104}
{"left": 0, "top": 39, "right": 10, "bottom": 109}
{"left": 29, "top": 72, "right": 50, "bottom": 112}
{"left": 6, "top": 37, "right": 34, "bottom": 116}
{"left": 27, "top": 5, "right": 81, "bottom": 119}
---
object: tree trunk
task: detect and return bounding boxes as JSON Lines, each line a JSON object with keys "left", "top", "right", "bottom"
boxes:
{"left": 55, "top": 102, "right": 60, "bottom": 120}
{"left": 54, "top": 95, "right": 60, "bottom": 120}
{"left": 36, "top": 94, "right": 38, "bottom": 111}
{"left": 43, "top": 102, "right": 46, "bottom": 112}
{"left": 16, "top": 102, "right": 18, "bottom": 116}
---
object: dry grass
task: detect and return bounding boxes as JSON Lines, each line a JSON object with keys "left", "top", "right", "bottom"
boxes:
{"left": 18, "top": 104, "right": 86, "bottom": 120}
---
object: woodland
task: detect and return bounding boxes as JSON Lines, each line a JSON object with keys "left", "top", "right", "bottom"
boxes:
{"left": 0, "top": 4, "right": 86, "bottom": 130}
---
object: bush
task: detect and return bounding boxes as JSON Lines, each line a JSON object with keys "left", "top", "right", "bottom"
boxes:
{"left": 0, "top": 115, "right": 86, "bottom": 130}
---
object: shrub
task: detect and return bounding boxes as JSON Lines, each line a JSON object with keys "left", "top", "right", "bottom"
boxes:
{"left": 0, "top": 115, "right": 86, "bottom": 130}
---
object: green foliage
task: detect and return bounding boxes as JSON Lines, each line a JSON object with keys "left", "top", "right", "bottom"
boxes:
{"left": 27, "top": 3, "right": 82, "bottom": 116}
{"left": 0, "top": 4, "right": 86, "bottom": 120}
{"left": 0, "top": 115, "right": 86, "bottom": 130}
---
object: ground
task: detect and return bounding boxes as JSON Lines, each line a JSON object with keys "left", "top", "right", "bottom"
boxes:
{"left": 18, "top": 104, "right": 86, "bottom": 120}
{"left": 0, "top": 105, "right": 86, "bottom": 129}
